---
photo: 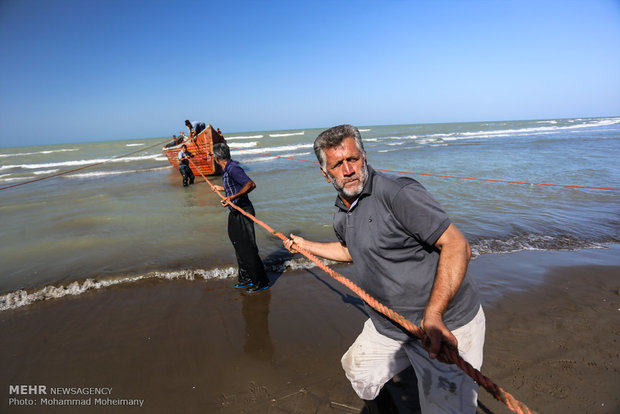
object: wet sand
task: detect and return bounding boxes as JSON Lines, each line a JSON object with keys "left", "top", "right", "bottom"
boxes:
{"left": 1, "top": 249, "right": 619, "bottom": 413}
{"left": 475, "top": 262, "right": 619, "bottom": 414}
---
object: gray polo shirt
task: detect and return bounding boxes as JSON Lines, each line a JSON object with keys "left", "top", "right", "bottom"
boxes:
{"left": 333, "top": 166, "right": 480, "bottom": 341}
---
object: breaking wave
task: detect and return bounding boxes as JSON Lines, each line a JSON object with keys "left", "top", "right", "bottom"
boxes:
{"left": 0, "top": 256, "right": 338, "bottom": 312}
{"left": 63, "top": 166, "right": 171, "bottom": 178}
{"left": 34, "top": 169, "right": 59, "bottom": 175}
{"left": 227, "top": 141, "right": 258, "bottom": 149}
{"left": 0, "top": 267, "right": 236, "bottom": 312}
{"left": 269, "top": 132, "right": 305, "bottom": 137}
{"left": 0, "top": 148, "right": 79, "bottom": 158}
{"left": 0, "top": 154, "right": 162, "bottom": 171}
{"left": 241, "top": 152, "right": 312, "bottom": 164}
{"left": 225, "top": 134, "right": 264, "bottom": 140}
{"left": 470, "top": 234, "right": 610, "bottom": 257}
{"left": 1, "top": 233, "right": 614, "bottom": 312}
{"left": 231, "top": 144, "right": 313, "bottom": 156}
{"left": 371, "top": 117, "right": 620, "bottom": 144}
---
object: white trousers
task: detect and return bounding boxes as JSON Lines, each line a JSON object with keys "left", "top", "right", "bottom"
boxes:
{"left": 341, "top": 306, "right": 485, "bottom": 413}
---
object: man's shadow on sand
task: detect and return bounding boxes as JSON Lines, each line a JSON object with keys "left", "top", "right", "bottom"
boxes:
{"left": 241, "top": 248, "right": 369, "bottom": 363}
{"left": 264, "top": 249, "right": 370, "bottom": 318}
{"left": 241, "top": 288, "right": 274, "bottom": 362}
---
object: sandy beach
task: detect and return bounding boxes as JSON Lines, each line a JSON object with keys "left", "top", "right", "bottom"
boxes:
{"left": 1, "top": 247, "right": 619, "bottom": 414}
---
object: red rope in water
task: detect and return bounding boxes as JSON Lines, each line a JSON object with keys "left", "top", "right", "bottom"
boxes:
{"left": 231, "top": 148, "right": 619, "bottom": 191}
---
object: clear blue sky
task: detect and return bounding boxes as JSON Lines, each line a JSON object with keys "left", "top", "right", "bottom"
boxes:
{"left": 1, "top": 0, "right": 619, "bottom": 146}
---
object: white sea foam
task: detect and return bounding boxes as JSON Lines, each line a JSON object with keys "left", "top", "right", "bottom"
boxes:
{"left": 0, "top": 256, "right": 338, "bottom": 311}
{"left": 0, "top": 267, "right": 237, "bottom": 312}
{"left": 227, "top": 141, "right": 258, "bottom": 149}
{"left": 126, "top": 143, "right": 145, "bottom": 147}
{"left": 0, "top": 154, "right": 163, "bottom": 171}
{"left": 64, "top": 166, "right": 171, "bottom": 178}
{"left": 377, "top": 145, "right": 423, "bottom": 153}
{"left": 241, "top": 152, "right": 312, "bottom": 164}
{"left": 0, "top": 176, "right": 25, "bottom": 182}
{"left": 442, "top": 134, "right": 510, "bottom": 141}
{"left": 0, "top": 148, "right": 79, "bottom": 158}
{"left": 415, "top": 138, "right": 440, "bottom": 145}
{"left": 269, "top": 131, "right": 305, "bottom": 137}
{"left": 470, "top": 234, "right": 606, "bottom": 258}
{"left": 65, "top": 171, "right": 132, "bottom": 178}
{"left": 359, "top": 129, "right": 371, "bottom": 132}
{"left": 381, "top": 135, "right": 414, "bottom": 140}
{"left": 374, "top": 135, "right": 420, "bottom": 142}
{"left": 225, "top": 134, "right": 264, "bottom": 140}
{"left": 375, "top": 135, "right": 437, "bottom": 145}
{"left": 445, "top": 118, "right": 620, "bottom": 141}
{"left": 230, "top": 143, "right": 313, "bottom": 156}
{"left": 33, "top": 169, "right": 59, "bottom": 175}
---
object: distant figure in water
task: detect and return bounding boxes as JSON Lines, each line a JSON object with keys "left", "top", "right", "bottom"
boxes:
{"left": 185, "top": 120, "right": 206, "bottom": 139}
{"left": 165, "top": 134, "right": 181, "bottom": 148}
{"left": 212, "top": 142, "right": 270, "bottom": 293}
{"left": 177, "top": 144, "right": 195, "bottom": 187}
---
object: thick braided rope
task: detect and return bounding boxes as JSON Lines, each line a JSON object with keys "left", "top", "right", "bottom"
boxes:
{"left": 188, "top": 158, "right": 537, "bottom": 414}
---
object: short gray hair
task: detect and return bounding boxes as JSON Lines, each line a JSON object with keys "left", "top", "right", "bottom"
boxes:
{"left": 213, "top": 143, "right": 231, "bottom": 161}
{"left": 313, "top": 124, "right": 365, "bottom": 169}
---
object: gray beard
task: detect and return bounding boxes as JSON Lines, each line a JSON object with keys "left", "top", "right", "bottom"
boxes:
{"left": 329, "top": 161, "right": 368, "bottom": 201}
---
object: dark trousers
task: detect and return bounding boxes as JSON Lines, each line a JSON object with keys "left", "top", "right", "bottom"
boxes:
{"left": 227, "top": 203, "right": 268, "bottom": 286}
{"left": 179, "top": 164, "right": 194, "bottom": 185}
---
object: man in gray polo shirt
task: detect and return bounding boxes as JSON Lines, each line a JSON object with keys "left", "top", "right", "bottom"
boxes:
{"left": 285, "top": 124, "right": 485, "bottom": 413}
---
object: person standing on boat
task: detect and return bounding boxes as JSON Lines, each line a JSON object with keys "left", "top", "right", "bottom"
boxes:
{"left": 165, "top": 134, "right": 178, "bottom": 148}
{"left": 177, "top": 144, "right": 195, "bottom": 187}
{"left": 185, "top": 120, "right": 206, "bottom": 139}
{"left": 283, "top": 124, "right": 485, "bottom": 413}
{"left": 212, "top": 142, "right": 269, "bottom": 293}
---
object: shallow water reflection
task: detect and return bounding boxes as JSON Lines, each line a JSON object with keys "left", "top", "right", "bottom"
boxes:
{"left": 242, "top": 289, "right": 274, "bottom": 362}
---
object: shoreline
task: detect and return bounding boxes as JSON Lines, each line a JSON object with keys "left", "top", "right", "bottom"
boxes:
{"left": 2, "top": 243, "right": 618, "bottom": 311}
{"left": 1, "top": 247, "right": 619, "bottom": 413}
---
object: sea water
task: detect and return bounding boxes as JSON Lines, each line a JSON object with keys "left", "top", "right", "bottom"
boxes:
{"left": 1, "top": 117, "right": 619, "bottom": 309}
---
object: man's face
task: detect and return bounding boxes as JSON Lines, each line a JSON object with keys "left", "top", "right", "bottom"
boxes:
{"left": 321, "top": 137, "right": 368, "bottom": 201}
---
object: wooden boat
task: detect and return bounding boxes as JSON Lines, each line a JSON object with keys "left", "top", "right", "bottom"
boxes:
{"left": 162, "top": 124, "right": 227, "bottom": 176}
